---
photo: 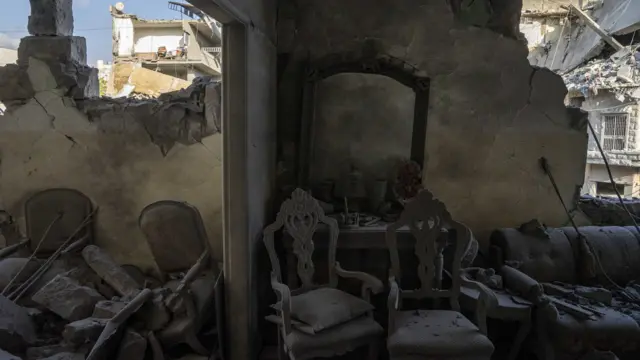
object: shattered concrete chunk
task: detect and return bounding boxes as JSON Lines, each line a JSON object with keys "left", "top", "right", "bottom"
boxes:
{"left": 40, "top": 352, "right": 85, "bottom": 360}
{"left": 116, "top": 330, "right": 147, "bottom": 360}
{"left": 62, "top": 317, "right": 108, "bottom": 345}
{"left": 0, "top": 349, "right": 21, "bottom": 360}
{"left": 135, "top": 288, "right": 170, "bottom": 331}
{"left": 28, "top": 0, "right": 74, "bottom": 36}
{"left": 82, "top": 245, "right": 141, "bottom": 297}
{"left": 31, "top": 275, "right": 104, "bottom": 321}
{"left": 26, "top": 344, "right": 74, "bottom": 360}
{"left": 18, "top": 36, "right": 87, "bottom": 66}
{"left": 0, "top": 64, "right": 35, "bottom": 102}
{"left": 0, "top": 295, "right": 37, "bottom": 353}
{"left": 92, "top": 300, "right": 127, "bottom": 319}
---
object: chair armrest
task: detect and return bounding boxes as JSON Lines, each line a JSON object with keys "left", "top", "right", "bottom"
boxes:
{"left": 388, "top": 276, "right": 400, "bottom": 335}
{"left": 335, "top": 262, "right": 384, "bottom": 301}
{"left": 270, "top": 272, "right": 293, "bottom": 335}
{"left": 460, "top": 273, "right": 498, "bottom": 335}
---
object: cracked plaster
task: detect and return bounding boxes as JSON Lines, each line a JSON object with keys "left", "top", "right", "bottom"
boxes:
{"left": 277, "top": 0, "right": 589, "bottom": 244}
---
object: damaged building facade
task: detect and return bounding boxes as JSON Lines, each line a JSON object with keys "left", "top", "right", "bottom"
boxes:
{"left": 6, "top": 0, "right": 634, "bottom": 359}
{"left": 521, "top": 0, "right": 640, "bottom": 197}
{"left": 109, "top": 2, "right": 222, "bottom": 97}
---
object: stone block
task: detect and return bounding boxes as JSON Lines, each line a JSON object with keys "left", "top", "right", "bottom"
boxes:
{"left": 0, "top": 295, "right": 37, "bottom": 353}
{"left": 31, "top": 275, "right": 105, "bottom": 321}
{"left": 18, "top": 36, "right": 87, "bottom": 66}
{"left": 116, "top": 330, "right": 147, "bottom": 360}
{"left": 92, "top": 300, "right": 127, "bottom": 319}
{"left": 28, "top": 0, "right": 73, "bottom": 36}
{"left": 62, "top": 317, "right": 108, "bottom": 345}
{"left": 82, "top": 245, "right": 141, "bottom": 297}
{"left": 26, "top": 344, "right": 74, "bottom": 360}
{"left": 0, "top": 348, "right": 21, "bottom": 360}
{"left": 40, "top": 353, "right": 85, "bottom": 360}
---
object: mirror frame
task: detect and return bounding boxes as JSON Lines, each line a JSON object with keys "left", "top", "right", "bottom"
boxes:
{"left": 297, "top": 51, "right": 431, "bottom": 187}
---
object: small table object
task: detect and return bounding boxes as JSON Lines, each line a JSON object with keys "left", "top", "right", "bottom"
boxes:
{"left": 460, "top": 287, "right": 533, "bottom": 360}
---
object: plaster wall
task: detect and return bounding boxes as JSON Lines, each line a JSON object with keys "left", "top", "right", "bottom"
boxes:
{"left": 134, "top": 27, "right": 184, "bottom": 54}
{"left": 278, "top": 0, "right": 588, "bottom": 244}
{"left": 0, "top": 90, "right": 224, "bottom": 274}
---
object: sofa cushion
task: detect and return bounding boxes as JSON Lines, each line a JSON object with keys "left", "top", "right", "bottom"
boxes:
{"left": 387, "top": 310, "right": 494, "bottom": 358}
{"left": 491, "top": 228, "right": 576, "bottom": 283}
{"left": 562, "top": 227, "right": 640, "bottom": 286}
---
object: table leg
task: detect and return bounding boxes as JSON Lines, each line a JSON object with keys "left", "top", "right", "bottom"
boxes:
{"left": 507, "top": 317, "right": 532, "bottom": 360}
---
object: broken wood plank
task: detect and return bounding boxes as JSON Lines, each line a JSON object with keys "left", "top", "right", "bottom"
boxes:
{"left": 569, "top": 4, "right": 624, "bottom": 51}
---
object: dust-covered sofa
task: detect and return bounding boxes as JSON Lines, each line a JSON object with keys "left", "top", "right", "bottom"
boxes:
{"left": 490, "top": 225, "right": 640, "bottom": 360}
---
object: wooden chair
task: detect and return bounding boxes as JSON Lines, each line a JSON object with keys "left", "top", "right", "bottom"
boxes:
{"left": 138, "top": 200, "right": 224, "bottom": 358}
{"left": 386, "top": 189, "right": 498, "bottom": 360}
{"left": 263, "top": 188, "right": 384, "bottom": 360}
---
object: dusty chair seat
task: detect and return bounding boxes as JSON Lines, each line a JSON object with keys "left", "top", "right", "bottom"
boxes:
{"left": 284, "top": 316, "right": 382, "bottom": 359}
{"left": 387, "top": 310, "right": 494, "bottom": 358}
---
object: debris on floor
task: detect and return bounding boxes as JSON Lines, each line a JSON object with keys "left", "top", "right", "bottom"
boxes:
{"left": 0, "top": 237, "right": 220, "bottom": 360}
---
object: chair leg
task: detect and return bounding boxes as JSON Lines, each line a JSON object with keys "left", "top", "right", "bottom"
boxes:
{"left": 368, "top": 340, "right": 379, "bottom": 360}
{"left": 186, "top": 330, "right": 210, "bottom": 356}
{"left": 278, "top": 335, "right": 288, "bottom": 360}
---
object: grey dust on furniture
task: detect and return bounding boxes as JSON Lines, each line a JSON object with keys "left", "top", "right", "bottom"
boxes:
{"left": 386, "top": 189, "right": 498, "bottom": 360}
{"left": 263, "top": 188, "right": 385, "bottom": 360}
{"left": 138, "top": 200, "right": 225, "bottom": 359}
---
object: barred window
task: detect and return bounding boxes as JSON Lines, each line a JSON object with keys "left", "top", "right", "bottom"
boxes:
{"left": 602, "top": 113, "right": 628, "bottom": 151}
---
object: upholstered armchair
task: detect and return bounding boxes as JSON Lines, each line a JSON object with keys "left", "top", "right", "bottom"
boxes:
{"left": 385, "top": 189, "right": 498, "bottom": 360}
{"left": 263, "top": 188, "right": 384, "bottom": 360}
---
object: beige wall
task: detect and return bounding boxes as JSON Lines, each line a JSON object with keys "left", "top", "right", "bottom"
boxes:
{"left": 0, "top": 89, "right": 223, "bottom": 274}
{"left": 277, "top": 0, "right": 588, "bottom": 246}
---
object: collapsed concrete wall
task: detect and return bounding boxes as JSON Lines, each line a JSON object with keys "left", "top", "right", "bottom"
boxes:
{"left": 0, "top": 1, "right": 223, "bottom": 273}
{"left": 277, "top": 0, "right": 589, "bottom": 245}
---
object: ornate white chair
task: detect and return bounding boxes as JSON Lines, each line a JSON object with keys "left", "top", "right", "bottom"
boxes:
{"left": 386, "top": 189, "right": 498, "bottom": 360}
{"left": 263, "top": 188, "right": 384, "bottom": 360}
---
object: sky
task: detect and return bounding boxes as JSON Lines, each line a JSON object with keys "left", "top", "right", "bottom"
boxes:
{"left": 0, "top": 0, "right": 186, "bottom": 65}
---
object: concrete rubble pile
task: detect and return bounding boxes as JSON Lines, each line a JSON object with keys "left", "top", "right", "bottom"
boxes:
{"left": 562, "top": 48, "right": 639, "bottom": 99}
{"left": 0, "top": 242, "right": 211, "bottom": 360}
{"left": 77, "top": 76, "right": 222, "bottom": 156}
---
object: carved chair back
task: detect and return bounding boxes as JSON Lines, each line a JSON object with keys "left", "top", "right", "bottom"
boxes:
{"left": 386, "top": 189, "right": 471, "bottom": 311}
{"left": 263, "top": 188, "right": 339, "bottom": 294}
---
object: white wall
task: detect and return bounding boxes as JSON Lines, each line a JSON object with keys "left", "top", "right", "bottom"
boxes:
{"left": 113, "top": 18, "right": 134, "bottom": 57}
{"left": 134, "top": 27, "right": 184, "bottom": 54}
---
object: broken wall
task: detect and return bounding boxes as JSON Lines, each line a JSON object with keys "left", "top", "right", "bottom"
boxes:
{"left": 0, "top": 56, "right": 223, "bottom": 275}
{"left": 278, "top": 0, "right": 588, "bottom": 244}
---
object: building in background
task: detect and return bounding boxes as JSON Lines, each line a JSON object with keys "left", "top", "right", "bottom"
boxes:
{"left": 109, "top": 2, "right": 221, "bottom": 96}
{"left": 0, "top": 48, "right": 17, "bottom": 114}
{"left": 521, "top": 0, "right": 640, "bottom": 197}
